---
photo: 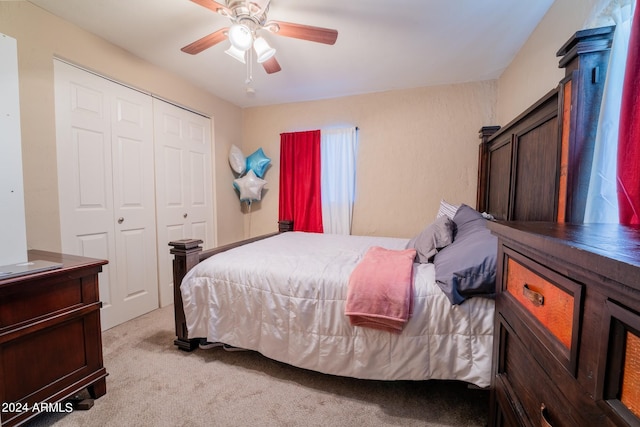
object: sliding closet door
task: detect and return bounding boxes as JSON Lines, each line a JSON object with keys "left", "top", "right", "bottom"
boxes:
{"left": 54, "top": 60, "right": 159, "bottom": 330}
{"left": 153, "top": 99, "right": 213, "bottom": 307}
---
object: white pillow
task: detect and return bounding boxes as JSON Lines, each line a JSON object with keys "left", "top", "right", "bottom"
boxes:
{"left": 436, "top": 199, "right": 459, "bottom": 220}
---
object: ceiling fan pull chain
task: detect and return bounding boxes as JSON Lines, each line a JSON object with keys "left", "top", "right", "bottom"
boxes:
{"left": 246, "top": 48, "right": 253, "bottom": 84}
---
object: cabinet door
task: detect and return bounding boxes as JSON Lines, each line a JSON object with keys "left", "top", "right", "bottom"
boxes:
{"left": 54, "top": 60, "right": 159, "bottom": 330}
{"left": 153, "top": 99, "right": 213, "bottom": 307}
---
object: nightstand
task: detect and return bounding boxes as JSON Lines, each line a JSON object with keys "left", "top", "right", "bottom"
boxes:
{"left": 0, "top": 251, "right": 108, "bottom": 427}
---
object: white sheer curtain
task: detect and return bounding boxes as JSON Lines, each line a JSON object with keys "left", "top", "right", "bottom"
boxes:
{"left": 584, "top": 0, "right": 634, "bottom": 222}
{"left": 321, "top": 127, "right": 358, "bottom": 234}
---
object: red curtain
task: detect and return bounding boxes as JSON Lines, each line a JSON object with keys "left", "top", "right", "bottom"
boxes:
{"left": 618, "top": 0, "right": 640, "bottom": 225}
{"left": 279, "top": 130, "right": 324, "bottom": 233}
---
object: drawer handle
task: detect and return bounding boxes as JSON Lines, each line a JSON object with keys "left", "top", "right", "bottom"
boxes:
{"left": 540, "top": 403, "right": 553, "bottom": 427}
{"left": 523, "top": 284, "right": 544, "bottom": 307}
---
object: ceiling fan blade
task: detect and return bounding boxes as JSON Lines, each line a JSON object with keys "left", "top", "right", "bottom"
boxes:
{"left": 262, "top": 56, "right": 281, "bottom": 74}
{"left": 266, "top": 20, "right": 338, "bottom": 45}
{"left": 189, "top": 0, "right": 231, "bottom": 16}
{"left": 181, "top": 28, "right": 229, "bottom": 54}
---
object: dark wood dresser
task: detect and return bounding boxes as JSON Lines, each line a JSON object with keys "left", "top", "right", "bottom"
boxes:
{"left": 488, "top": 222, "right": 640, "bottom": 427}
{"left": 0, "top": 250, "right": 108, "bottom": 427}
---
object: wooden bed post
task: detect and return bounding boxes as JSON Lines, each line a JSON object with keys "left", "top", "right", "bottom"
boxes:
{"left": 169, "top": 239, "right": 203, "bottom": 351}
{"left": 278, "top": 220, "right": 293, "bottom": 232}
{"left": 169, "top": 222, "right": 292, "bottom": 352}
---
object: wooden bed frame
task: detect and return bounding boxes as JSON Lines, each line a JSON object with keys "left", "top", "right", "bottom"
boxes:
{"left": 169, "top": 25, "right": 612, "bottom": 352}
{"left": 169, "top": 100, "right": 554, "bottom": 351}
{"left": 168, "top": 220, "right": 292, "bottom": 351}
{"left": 166, "top": 127, "right": 524, "bottom": 353}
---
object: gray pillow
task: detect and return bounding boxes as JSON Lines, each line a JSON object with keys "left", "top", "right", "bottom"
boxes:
{"left": 406, "top": 215, "right": 455, "bottom": 263}
{"left": 433, "top": 204, "right": 497, "bottom": 305}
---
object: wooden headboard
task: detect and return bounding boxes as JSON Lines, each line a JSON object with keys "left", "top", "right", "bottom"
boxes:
{"left": 477, "top": 89, "right": 560, "bottom": 221}
{"left": 476, "top": 26, "right": 614, "bottom": 223}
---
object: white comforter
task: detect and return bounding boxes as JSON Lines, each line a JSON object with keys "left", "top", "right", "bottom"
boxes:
{"left": 181, "top": 232, "right": 494, "bottom": 387}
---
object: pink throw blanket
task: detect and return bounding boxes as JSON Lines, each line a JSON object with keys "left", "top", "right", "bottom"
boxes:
{"left": 345, "top": 246, "right": 416, "bottom": 333}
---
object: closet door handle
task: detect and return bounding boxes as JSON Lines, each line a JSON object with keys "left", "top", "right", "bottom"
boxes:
{"left": 117, "top": 217, "right": 124, "bottom": 224}
{"left": 183, "top": 213, "right": 188, "bottom": 218}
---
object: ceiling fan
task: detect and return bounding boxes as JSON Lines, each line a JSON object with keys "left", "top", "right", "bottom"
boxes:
{"left": 181, "top": 0, "right": 338, "bottom": 75}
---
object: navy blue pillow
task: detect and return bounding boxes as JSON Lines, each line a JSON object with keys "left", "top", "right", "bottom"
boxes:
{"left": 433, "top": 204, "right": 497, "bottom": 305}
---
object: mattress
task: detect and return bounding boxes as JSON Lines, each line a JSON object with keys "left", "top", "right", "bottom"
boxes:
{"left": 180, "top": 232, "right": 494, "bottom": 387}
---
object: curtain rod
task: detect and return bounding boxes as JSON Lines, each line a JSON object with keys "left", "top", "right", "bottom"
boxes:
{"left": 281, "top": 126, "right": 359, "bottom": 135}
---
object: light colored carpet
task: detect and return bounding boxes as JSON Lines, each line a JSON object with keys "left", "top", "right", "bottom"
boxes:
{"left": 26, "top": 305, "right": 488, "bottom": 427}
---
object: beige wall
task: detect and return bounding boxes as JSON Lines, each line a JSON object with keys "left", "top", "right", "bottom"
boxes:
{"left": 3, "top": 0, "right": 608, "bottom": 247}
{"left": 0, "top": 1, "right": 245, "bottom": 251}
{"left": 241, "top": 0, "right": 609, "bottom": 240}
{"left": 496, "top": 0, "right": 599, "bottom": 124}
{"left": 242, "top": 81, "right": 497, "bottom": 238}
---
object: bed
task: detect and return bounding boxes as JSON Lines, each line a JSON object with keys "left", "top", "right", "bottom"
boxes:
{"left": 170, "top": 203, "right": 498, "bottom": 388}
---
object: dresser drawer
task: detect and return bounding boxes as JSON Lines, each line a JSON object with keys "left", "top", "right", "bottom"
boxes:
{"left": 501, "top": 247, "right": 583, "bottom": 374}
{"left": 598, "top": 300, "right": 640, "bottom": 425}
{"left": 0, "top": 278, "right": 83, "bottom": 328}
{"left": 506, "top": 257, "right": 573, "bottom": 348}
{"left": 496, "top": 315, "right": 586, "bottom": 427}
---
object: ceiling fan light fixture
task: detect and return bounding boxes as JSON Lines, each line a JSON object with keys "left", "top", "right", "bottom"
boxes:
{"left": 225, "top": 45, "right": 246, "bottom": 63}
{"left": 253, "top": 37, "right": 276, "bottom": 63}
{"left": 182, "top": 0, "right": 339, "bottom": 78}
{"left": 228, "top": 23, "right": 253, "bottom": 51}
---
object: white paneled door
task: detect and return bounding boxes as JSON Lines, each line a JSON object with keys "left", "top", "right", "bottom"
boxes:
{"left": 153, "top": 99, "right": 213, "bottom": 307}
{"left": 0, "top": 33, "right": 28, "bottom": 265}
{"left": 54, "top": 60, "right": 159, "bottom": 330}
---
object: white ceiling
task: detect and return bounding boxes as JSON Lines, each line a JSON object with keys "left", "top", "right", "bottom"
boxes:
{"left": 27, "top": 0, "right": 555, "bottom": 108}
